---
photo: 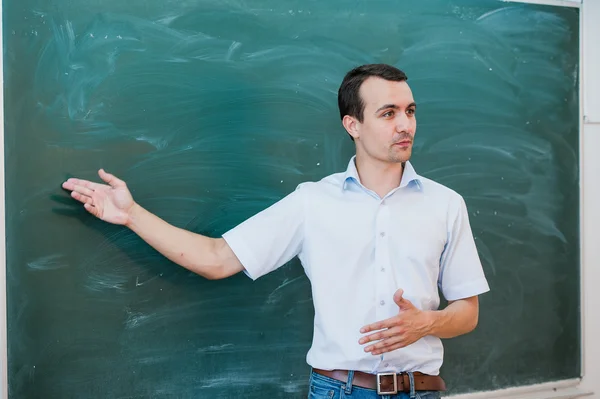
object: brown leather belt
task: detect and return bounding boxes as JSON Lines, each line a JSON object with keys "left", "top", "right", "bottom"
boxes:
{"left": 313, "top": 369, "right": 446, "bottom": 395}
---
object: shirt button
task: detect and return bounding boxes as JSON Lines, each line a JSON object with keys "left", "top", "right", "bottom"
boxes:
{"left": 380, "top": 268, "right": 385, "bottom": 272}
{"left": 384, "top": 363, "right": 390, "bottom": 368}
{"left": 380, "top": 232, "right": 386, "bottom": 237}
{"left": 380, "top": 300, "right": 385, "bottom": 306}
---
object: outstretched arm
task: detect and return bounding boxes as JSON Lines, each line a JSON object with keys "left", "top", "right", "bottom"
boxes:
{"left": 125, "top": 203, "right": 243, "bottom": 279}
{"left": 62, "top": 169, "right": 244, "bottom": 280}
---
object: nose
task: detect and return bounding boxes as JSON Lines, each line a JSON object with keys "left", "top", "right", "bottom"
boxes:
{"left": 395, "top": 112, "right": 412, "bottom": 133}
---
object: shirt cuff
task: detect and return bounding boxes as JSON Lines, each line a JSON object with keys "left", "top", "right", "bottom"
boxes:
{"left": 442, "top": 278, "right": 490, "bottom": 301}
{"left": 222, "top": 231, "right": 261, "bottom": 281}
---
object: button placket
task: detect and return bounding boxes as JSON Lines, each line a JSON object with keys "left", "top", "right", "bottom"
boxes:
{"left": 375, "top": 201, "right": 391, "bottom": 317}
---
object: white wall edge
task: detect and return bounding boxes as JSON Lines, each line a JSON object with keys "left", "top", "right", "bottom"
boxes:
{"left": 582, "top": 0, "right": 600, "bottom": 120}
{"left": 580, "top": 0, "right": 600, "bottom": 397}
{"left": 0, "top": 0, "right": 8, "bottom": 396}
{"left": 578, "top": 0, "right": 585, "bottom": 386}
{"left": 503, "top": 0, "right": 581, "bottom": 8}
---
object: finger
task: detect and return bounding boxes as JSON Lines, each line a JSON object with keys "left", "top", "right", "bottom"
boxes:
{"left": 70, "top": 191, "right": 93, "bottom": 205}
{"left": 62, "top": 178, "right": 105, "bottom": 192}
{"left": 98, "top": 169, "right": 125, "bottom": 188}
{"left": 370, "top": 339, "right": 408, "bottom": 356}
{"left": 394, "top": 289, "right": 415, "bottom": 310}
{"left": 360, "top": 316, "right": 396, "bottom": 334}
{"left": 398, "top": 298, "right": 415, "bottom": 310}
{"left": 359, "top": 325, "right": 400, "bottom": 345}
{"left": 393, "top": 288, "right": 405, "bottom": 305}
{"left": 365, "top": 333, "right": 404, "bottom": 354}
{"left": 72, "top": 184, "right": 94, "bottom": 197}
{"left": 83, "top": 203, "right": 100, "bottom": 218}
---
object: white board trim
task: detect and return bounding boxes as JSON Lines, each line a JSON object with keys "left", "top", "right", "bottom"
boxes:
{"left": 503, "top": 0, "right": 581, "bottom": 7}
{"left": 447, "top": 379, "right": 591, "bottom": 399}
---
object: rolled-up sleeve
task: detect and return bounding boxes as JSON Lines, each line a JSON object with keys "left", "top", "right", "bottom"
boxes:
{"left": 439, "top": 195, "right": 490, "bottom": 300}
{"left": 222, "top": 184, "right": 305, "bottom": 280}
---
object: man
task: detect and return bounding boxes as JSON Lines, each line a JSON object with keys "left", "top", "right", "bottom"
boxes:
{"left": 62, "top": 64, "right": 489, "bottom": 398}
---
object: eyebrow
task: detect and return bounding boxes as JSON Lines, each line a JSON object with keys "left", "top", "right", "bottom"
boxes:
{"left": 374, "top": 102, "right": 417, "bottom": 114}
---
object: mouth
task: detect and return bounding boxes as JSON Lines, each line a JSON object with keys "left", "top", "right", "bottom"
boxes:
{"left": 393, "top": 140, "right": 412, "bottom": 148}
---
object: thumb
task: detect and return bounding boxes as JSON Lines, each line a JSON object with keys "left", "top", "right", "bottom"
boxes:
{"left": 98, "top": 169, "right": 126, "bottom": 188}
{"left": 394, "top": 289, "right": 414, "bottom": 310}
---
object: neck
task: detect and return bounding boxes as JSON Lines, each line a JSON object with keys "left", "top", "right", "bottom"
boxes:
{"left": 354, "top": 154, "right": 405, "bottom": 198}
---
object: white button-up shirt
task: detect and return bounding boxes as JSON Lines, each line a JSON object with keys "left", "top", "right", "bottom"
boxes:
{"left": 223, "top": 157, "right": 490, "bottom": 375}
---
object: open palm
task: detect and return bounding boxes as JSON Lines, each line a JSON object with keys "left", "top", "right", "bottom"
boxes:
{"left": 62, "top": 169, "right": 135, "bottom": 225}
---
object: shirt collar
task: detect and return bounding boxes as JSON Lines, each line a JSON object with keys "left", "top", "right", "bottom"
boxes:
{"left": 342, "top": 156, "right": 423, "bottom": 191}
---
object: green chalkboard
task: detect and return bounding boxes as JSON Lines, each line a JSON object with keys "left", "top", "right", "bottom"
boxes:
{"left": 4, "top": 0, "right": 580, "bottom": 397}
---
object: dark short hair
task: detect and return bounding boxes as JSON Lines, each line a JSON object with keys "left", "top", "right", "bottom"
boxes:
{"left": 338, "top": 64, "right": 408, "bottom": 123}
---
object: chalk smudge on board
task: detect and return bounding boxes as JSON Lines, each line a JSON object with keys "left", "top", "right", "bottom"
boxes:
{"left": 27, "top": 254, "right": 67, "bottom": 271}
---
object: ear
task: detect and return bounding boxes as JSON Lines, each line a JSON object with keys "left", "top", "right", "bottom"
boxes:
{"left": 342, "top": 115, "right": 360, "bottom": 140}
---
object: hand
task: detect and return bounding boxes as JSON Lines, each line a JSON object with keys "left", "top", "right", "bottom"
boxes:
{"left": 62, "top": 169, "right": 136, "bottom": 225}
{"left": 358, "top": 289, "right": 432, "bottom": 355}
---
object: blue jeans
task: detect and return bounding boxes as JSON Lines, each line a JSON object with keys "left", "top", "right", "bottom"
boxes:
{"left": 308, "top": 370, "right": 442, "bottom": 399}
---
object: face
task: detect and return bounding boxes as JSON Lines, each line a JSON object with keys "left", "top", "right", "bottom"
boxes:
{"left": 344, "top": 77, "right": 416, "bottom": 164}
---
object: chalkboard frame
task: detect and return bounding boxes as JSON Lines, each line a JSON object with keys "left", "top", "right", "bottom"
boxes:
{"left": 0, "top": 0, "right": 596, "bottom": 398}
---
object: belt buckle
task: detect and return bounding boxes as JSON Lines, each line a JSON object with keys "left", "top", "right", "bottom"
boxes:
{"left": 376, "top": 372, "right": 398, "bottom": 395}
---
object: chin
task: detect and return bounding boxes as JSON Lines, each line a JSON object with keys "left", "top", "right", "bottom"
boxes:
{"left": 389, "top": 152, "right": 412, "bottom": 164}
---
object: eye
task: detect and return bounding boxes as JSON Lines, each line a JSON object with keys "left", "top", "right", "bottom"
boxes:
{"left": 407, "top": 108, "right": 416, "bottom": 116}
{"left": 382, "top": 110, "right": 394, "bottom": 118}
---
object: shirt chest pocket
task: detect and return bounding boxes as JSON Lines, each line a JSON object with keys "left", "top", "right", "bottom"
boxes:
{"left": 391, "top": 213, "right": 447, "bottom": 271}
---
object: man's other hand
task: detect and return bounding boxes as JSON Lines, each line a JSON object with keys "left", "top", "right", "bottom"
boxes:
{"left": 358, "top": 288, "right": 433, "bottom": 355}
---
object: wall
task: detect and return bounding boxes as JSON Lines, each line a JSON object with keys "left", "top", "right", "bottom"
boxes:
{"left": 0, "top": 0, "right": 596, "bottom": 398}
{"left": 580, "top": 0, "right": 600, "bottom": 396}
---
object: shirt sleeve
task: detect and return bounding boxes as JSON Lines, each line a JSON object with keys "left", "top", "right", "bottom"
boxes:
{"left": 439, "top": 195, "right": 490, "bottom": 301}
{"left": 221, "top": 184, "right": 306, "bottom": 281}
